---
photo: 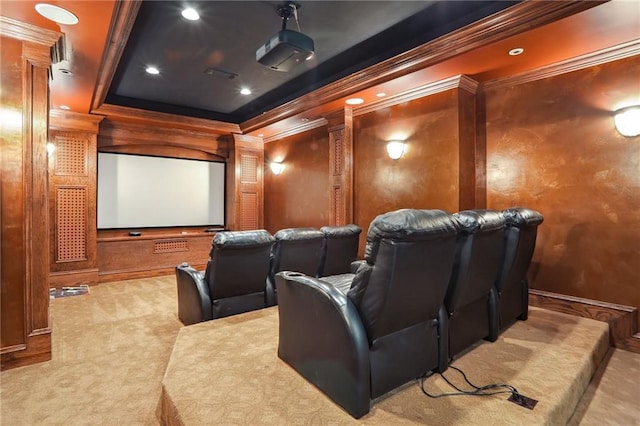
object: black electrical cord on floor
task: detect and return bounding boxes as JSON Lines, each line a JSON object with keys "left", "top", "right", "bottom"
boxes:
{"left": 418, "top": 365, "right": 519, "bottom": 399}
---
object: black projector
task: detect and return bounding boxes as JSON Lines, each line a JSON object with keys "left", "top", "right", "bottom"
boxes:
{"left": 256, "top": 29, "right": 314, "bottom": 72}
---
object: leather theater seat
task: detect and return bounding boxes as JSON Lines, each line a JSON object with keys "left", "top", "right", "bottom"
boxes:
{"left": 494, "top": 207, "right": 544, "bottom": 332}
{"left": 275, "top": 209, "right": 459, "bottom": 418}
{"left": 267, "top": 227, "right": 324, "bottom": 305}
{"left": 175, "top": 229, "right": 275, "bottom": 325}
{"left": 445, "top": 209, "right": 505, "bottom": 361}
{"left": 317, "top": 224, "right": 362, "bottom": 292}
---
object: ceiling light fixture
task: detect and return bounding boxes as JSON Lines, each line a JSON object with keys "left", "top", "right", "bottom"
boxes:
{"left": 181, "top": 8, "right": 200, "bottom": 21}
{"left": 345, "top": 98, "right": 364, "bottom": 105}
{"left": 145, "top": 66, "right": 160, "bottom": 75}
{"left": 59, "top": 105, "right": 70, "bottom": 110}
{"left": 508, "top": 47, "right": 524, "bottom": 56}
{"left": 35, "top": 3, "right": 79, "bottom": 25}
{"left": 240, "top": 88, "right": 252, "bottom": 95}
{"left": 376, "top": 92, "right": 387, "bottom": 98}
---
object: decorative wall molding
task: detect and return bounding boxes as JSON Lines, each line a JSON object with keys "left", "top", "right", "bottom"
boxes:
{"left": 529, "top": 289, "right": 639, "bottom": 354}
{"left": 50, "top": 110, "right": 104, "bottom": 132}
{"left": 263, "top": 118, "right": 328, "bottom": 144}
{"left": 484, "top": 39, "right": 640, "bottom": 90}
{"left": 0, "top": 16, "right": 61, "bottom": 46}
{"left": 354, "top": 75, "right": 479, "bottom": 116}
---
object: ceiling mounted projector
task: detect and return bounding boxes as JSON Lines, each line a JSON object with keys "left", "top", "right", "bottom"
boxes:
{"left": 256, "top": 2, "right": 314, "bottom": 72}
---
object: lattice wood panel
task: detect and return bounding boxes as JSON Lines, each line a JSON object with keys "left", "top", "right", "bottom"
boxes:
{"left": 54, "top": 136, "right": 87, "bottom": 176}
{"left": 56, "top": 187, "right": 87, "bottom": 262}
{"left": 240, "top": 154, "right": 258, "bottom": 183}
{"left": 154, "top": 240, "right": 189, "bottom": 253}
{"left": 332, "top": 132, "right": 343, "bottom": 176}
{"left": 333, "top": 186, "right": 343, "bottom": 226}
{"left": 240, "top": 191, "right": 259, "bottom": 230}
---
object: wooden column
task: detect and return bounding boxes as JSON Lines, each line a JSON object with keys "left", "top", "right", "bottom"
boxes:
{"left": 457, "top": 76, "right": 481, "bottom": 210}
{"left": 48, "top": 111, "right": 103, "bottom": 287}
{"left": 327, "top": 108, "right": 354, "bottom": 226}
{"left": 1, "top": 17, "right": 60, "bottom": 370}
{"left": 226, "top": 134, "right": 264, "bottom": 230}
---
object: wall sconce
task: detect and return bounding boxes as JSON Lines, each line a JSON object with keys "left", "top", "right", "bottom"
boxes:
{"left": 386, "top": 140, "right": 406, "bottom": 160}
{"left": 614, "top": 106, "right": 640, "bottom": 137}
{"left": 270, "top": 161, "right": 284, "bottom": 175}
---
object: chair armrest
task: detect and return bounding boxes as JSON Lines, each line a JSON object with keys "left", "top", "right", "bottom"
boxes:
{"left": 175, "top": 263, "right": 213, "bottom": 325}
{"left": 350, "top": 259, "right": 366, "bottom": 274}
{"left": 276, "top": 271, "right": 371, "bottom": 419}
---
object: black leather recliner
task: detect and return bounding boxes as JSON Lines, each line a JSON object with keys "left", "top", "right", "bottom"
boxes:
{"left": 318, "top": 224, "right": 362, "bottom": 277}
{"left": 175, "top": 229, "right": 275, "bottom": 325}
{"left": 267, "top": 227, "right": 324, "bottom": 305}
{"left": 445, "top": 209, "right": 505, "bottom": 362}
{"left": 276, "top": 209, "right": 459, "bottom": 418}
{"left": 494, "top": 207, "right": 544, "bottom": 332}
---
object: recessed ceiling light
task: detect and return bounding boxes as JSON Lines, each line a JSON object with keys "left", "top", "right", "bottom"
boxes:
{"left": 376, "top": 92, "right": 386, "bottom": 98}
{"left": 59, "top": 105, "right": 70, "bottom": 110}
{"left": 145, "top": 66, "right": 160, "bottom": 75}
{"left": 240, "top": 88, "right": 252, "bottom": 95}
{"left": 508, "top": 47, "right": 524, "bottom": 56}
{"left": 257, "top": 134, "right": 264, "bottom": 137}
{"left": 59, "top": 68, "right": 72, "bottom": 75}
{"left": 301, "top": 117, "right": 309, "bottom": 122}
{"left": 35, "top": 3, "right": 79, "bottom": 25}
{"left": 181, "top": 8, "right": 200, "bottom": 21}
{"left": 345, "top": 98, "right": 364, "bottom": 105}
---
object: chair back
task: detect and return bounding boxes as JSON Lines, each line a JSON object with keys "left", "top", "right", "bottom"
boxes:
{"left": 494, "top": 207, "right": 544, "bottom": 328}
{"left": 204, "top": 230, "right": 275, "bottom": 300}
{"left": 445, "top": 209, "right": 505, "bottom": 356}
{"left": 346, "top": 209, "right": 459, "bottom": 397}
{"left": 270, "top": 228, "right": 324, "bottom": 279}
{"left": 318, "top": 224, "right": 362, "bottom": 277}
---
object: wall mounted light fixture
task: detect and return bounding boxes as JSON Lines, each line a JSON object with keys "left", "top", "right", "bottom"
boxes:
{"left": 270, "top": 161, "right": 284, "bottom": 175}
{"left": 386, "top": 140, "right": 406, "bottom": 160}
{"left": 614, "top": 106, "right": 640, "bottom": 137}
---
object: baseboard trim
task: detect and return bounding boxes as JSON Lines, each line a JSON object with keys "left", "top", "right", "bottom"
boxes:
{"left": 50, "top": 269, "right": 99, "bottom": 287}
{"left": 98, "top": 263, "right": 207, "bottom": 283}
{"left": 529, "top": 289, "right": 639, "bottom": 354}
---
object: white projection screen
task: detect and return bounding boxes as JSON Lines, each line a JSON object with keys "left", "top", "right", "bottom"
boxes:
{"left": 97, "top": 152, "right": 225, "bottom": 229}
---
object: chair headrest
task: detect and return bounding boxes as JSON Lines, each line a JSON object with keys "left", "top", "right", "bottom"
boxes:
{"left": 454, "top": 209, "right": 505, "bottom": 234}
{"left": 274, "top": 227, "right": 323, "bottom": 242}
{"left": 365, "top": 209, "right": 459, "bottom": 262}
{"left": 320, "top": 224, "right": 362, "bottom": 238}
{"left": 503, "top": 207, "right": 544, "bottom": 227}
{"left": 213, "top": 229, "right": 275, "bottom": 249}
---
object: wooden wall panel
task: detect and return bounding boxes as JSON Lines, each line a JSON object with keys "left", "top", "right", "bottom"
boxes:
{"left": 263, "top": 126, "right": 330, "bottom": 234}
{"left": 48, "top": 127, "right": 99, "bottom": 286}
{"left": 227, "top": 135, "right": 263, "bottom": 231}
{"left": 328, "top": 108, "right": 354, "bottom": 226}
{"left": 485, "top": 55, "right": 640, "bottom": 324}
{"left": 1, "top": 20, "right": 59, "bottom": 369}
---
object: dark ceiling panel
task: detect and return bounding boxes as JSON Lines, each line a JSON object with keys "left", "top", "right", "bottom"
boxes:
{"left": 106, "top": 0, "right": 518, "bottom": 123}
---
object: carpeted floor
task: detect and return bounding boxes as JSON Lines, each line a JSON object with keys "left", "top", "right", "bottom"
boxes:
{"left": 1, "top": 276, "right": 638, "bottom": 425}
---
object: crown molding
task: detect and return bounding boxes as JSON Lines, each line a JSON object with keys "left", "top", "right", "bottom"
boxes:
{"left": 483, "top": 39, "right": 640, "bottom": 91}
{"left": 49, "top": 110, "right": 104, "bottom": 133}
{"left": 263, "top": 118, "right": 328, "bottom": 143}
{"left": 353, "top": 75, "right": 479, "bottom": 116}
{"left": 0, "top": 16, "right": 61, "bottom": 46}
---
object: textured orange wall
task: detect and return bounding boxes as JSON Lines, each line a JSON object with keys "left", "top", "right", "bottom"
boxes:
{"left": 353, "top": 90, "right": 461, "bottom": 239}
{"left": 263, "top": 126, "right": 331, "bottom": 234}
{"left": 485, "top": 55, "right": 640, "bottom": 322}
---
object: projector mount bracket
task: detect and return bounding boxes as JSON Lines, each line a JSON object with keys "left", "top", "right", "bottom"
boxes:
{"left": 277, "top": 2, "right": 302, "bottom": 31}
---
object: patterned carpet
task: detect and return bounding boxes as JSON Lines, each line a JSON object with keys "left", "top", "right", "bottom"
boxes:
{"left": 1, "top": 276, "right": 637, "bottom": 425}
{"left": 159, "top": 306, "right": 610, "bottom": 425}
